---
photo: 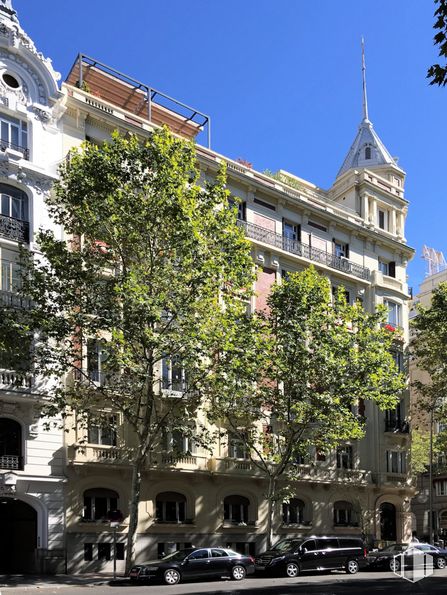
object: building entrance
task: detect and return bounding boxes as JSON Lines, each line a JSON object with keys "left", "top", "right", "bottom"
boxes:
{"left": 380, "top": 502, "right": 397, "bottom": 541}
{"left": 0, "top": 497, "right": 37, "bottom": 573}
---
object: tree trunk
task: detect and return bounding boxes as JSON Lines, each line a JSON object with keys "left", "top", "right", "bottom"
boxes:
{"left": 125, "top": 455, "right": 144, "bottom": 574}
{"left": 266, "top": 476, "right": 277, "bottom": 550}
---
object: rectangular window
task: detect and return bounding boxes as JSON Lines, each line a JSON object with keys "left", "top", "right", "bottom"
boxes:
{"left": 116, "top": 543, "right": 125, "bottom": 560}
{"left": 253, "top": 197, "right": 276, "bottom": 211}
{"left": 378, "top": 259, "right": 389, "bottom": 276}
{"left": 336, "top": 446, "right": 353, "bottom": 469}
{"left": 435, "top": 480, "right": 447, "bottom": 496}
{"left": 88, "top": 415, "right": 117, "bottom": 446}
{"left": 97, "top": 543, "right": 111, "bottom": 561}
{"left": 0, "top": 113, "right": 28, "bottom": 155}
{"left": 386, "top": 450, "right": 406, "bottom": 474}
{"left": 229, "top": 433, "right": 249, "bottom": 459}
{"left": 378, "top": 209, "right": 386, "bottom": 230}
{"left": 308, "top": 220, "right": 327, "bottom": 232}
{"left": 162, "top": 356, "right": 187, "bottom": 392}
{"left": 84, "top": 543, "right": 93, "bottom": 562}
{"left": 0, "top": 258, "right": 21, "bottom": 293}
{"left": 333, "top": 241, "right": 349, "bottom": 259}
{"left": 384, "top": 300, "right": 401, "bottom": 327}
{"left": 87, "top": 339, "right": 108, "bottom": 384}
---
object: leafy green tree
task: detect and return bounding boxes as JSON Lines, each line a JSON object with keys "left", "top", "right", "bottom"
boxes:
{"left": 206, "top": 267, "right": 405, "bottom": 547}
{"left": 1, "top": 128, "right": 254, "bottom": 572}
{"left": 411, "top": 282, "right": 447, "bottom": 473}
{"left": 428, "top": 0, "right": 447, "bottom": 86}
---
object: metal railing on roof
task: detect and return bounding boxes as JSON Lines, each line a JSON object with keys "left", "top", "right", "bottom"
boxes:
{"left": 72, "top": 54, "right": 211, "bottom": 148}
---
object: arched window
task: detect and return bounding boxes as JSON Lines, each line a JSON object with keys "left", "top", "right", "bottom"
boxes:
{"left": 365, "top": 146, "right": 372, "bottom": 160}
{"left": 0, "top": 418, "right": 22, "bottom": 470}
{"left": 282, "top": 498, "right": 305, "bottom": 525}
{"left": 156, "top": 491, "right": 186, "bottom": 523}
{"left": 0, "top": 184, "right": 29, "bottom": 243}
{"left": 333, "top": 500, "right": 356, "bottom": 526}
{"left": 83, "top": 488, "right": 120, "bottom": 521}
{"left": 224, "top": 495, "right": 249, "bottom": 524}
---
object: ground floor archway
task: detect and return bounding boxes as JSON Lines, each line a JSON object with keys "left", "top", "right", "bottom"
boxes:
{"left": 0, "top": 497, "right": 37, "bottom": 573}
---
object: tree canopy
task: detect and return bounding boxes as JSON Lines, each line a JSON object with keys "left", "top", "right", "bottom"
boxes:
{"left": 428, "top": 0, "right": 447, "bottom": 86}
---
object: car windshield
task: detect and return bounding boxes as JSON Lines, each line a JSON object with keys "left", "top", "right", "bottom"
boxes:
{"left": 272, "top": 539, "right": 303, "bottom": 553}
{"left": 161, "top": 549, "right": 195, "bottom": 562}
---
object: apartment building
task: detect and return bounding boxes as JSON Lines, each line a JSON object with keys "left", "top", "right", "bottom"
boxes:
{"left": 0, "top": 1, "right": 66, "bottom": 573}
{"left": 409, "top": 267, "right": 447, "bottom": 542}
{"left": 0, "top": 2, "right": 415, "bottom": 574}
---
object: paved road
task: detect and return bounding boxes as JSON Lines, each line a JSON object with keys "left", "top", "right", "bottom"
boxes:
{"left": 2, "top": 569, "right": 447, "bottom": 594}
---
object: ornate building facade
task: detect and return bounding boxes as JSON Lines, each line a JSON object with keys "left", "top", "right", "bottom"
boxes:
{"left": 0, "top": 1, "right": 415, "bottom": 574}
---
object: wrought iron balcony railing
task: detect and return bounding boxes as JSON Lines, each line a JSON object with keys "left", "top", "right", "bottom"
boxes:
{"left": 0, "top": 139, "right": 29, "bottom": 160}
{"left": 0, "top": 289, "right": 32, "bottom": 309}
{"left": 0, "top": 454, "right": 23, "bottom": 470}
{"left": 237, "top": 220, "right": 371, "bottom": 281}
{"left": 0, "top": 214, "right": 29, "bottom": 243}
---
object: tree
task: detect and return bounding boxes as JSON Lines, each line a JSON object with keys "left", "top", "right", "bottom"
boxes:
{"left": 205, "top": 267, "right": 405, "bottom": 547}
{"left": 428, "top": 0, "right": 447, "bottom": 86}
{"left": 411, "top": 282, "right": 447, "bottom": 464}
{"left": 1, "top": 127, "right": 254, "bottom": 572}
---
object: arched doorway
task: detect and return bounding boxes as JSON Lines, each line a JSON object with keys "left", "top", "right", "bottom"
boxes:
{"left": 0, "top": 498, "right": 37, "bottom": 572}
{"left": 380, "top": 502, "right": 396, "bottom": 541}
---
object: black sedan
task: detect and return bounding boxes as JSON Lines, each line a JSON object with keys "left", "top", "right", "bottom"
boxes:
{"left": 129, "top": 547, "right": 255, "bottom": 585}
{"left": 367, "top": 543, "right": 447, "bottom": 571}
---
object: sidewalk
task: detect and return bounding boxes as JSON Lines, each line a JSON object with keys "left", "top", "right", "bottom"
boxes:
{"left": 0, "top": 573, "right": 124, "bottom": 590}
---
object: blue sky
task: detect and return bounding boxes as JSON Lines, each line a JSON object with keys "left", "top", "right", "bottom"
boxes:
{"left": 15, "top": 0, "right": 445, "bottom": 290}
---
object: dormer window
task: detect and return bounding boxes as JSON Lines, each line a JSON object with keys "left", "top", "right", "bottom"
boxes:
{"left": 365, "top": 146, "right": 372, "bottom": 160}
{"left": 2, "top": 72, "right": 20, "bottom": 90}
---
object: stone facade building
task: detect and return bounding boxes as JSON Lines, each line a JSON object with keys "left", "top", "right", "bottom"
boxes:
{"left": 0, "top": 1, "right": 415, "bottom": 574}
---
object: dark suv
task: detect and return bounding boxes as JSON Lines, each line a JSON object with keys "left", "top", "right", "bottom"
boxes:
{"left": 255, "top": 536, "right": 367, "bottom": 577}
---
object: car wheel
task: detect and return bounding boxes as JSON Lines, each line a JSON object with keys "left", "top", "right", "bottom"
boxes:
{"left": 164, "top": 568, "right": 181, "bottom": 585}
{"left": 231, "top": 565, "right": 246, "bottom": 581}
{"left": 389, "top": 558, "right": 400, "bottom": 572}
{"left": 285, "top": 562, "right": 300, "bottom": 578}
{"left": 346, "top": 559, "right": 360, "bottom": 574}
{"left": 436, "top": 557, "right": 446, "bottom": 569}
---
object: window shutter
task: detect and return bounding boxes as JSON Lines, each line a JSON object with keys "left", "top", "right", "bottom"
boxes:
{"left": 389, "top": 261, "right": 396, "bottom": 278}
{"left": 345, "top": 244, "right": 350, "bottom": 258}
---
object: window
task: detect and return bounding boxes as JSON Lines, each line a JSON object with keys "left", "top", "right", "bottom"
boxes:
{"left": 162, "top": 356, "right": 187, "bottom": 392}
{"left": 158, "top": 542, "right": 192, "bottom": 558}
{"left": 229, "top": 198, "right": 246, "bottom": 221}
{"left": 229, "top": 432, "right": 249, "bottom": 459}
{"left": 365, "top": 146, "right": 372, "bottom": 160}
{"left": 155, "top": 491, "right": 186, "bottom": 523}
{"left": 87, "top": 339, "right": 108, "bottom": 384}
{"left": 336, "top": 446, "right": 353, "bottom": 470}
{"left": 0, "top": 418, "right": 22, "bottom": 470}
{"left": 0, "top": 113, "right": 28, "bottom": 156}
{"left": 253, "top": 197, "right": 276, "bottom": 211}
{"left": 436, "top": 481, "right": 447, "bottom": 497}
{"left": 211, "top": 548, "right": 228, "bottom": 557}
{"left": 97, "top": 543, "right": 111, "bottom": 561}
{"left": 384, "top": 300, "right": 402, "bottom": 327}
{"left": 88, "top": 415, "right": 117, "bottom": 446}
{"left": 2, "top": 73, "right": 20, "bottom": 89}
{"left": 84, "top": 543, "right": 93, "bottom": 561}
{"left": 333, "top": 501, "right": 355, "bottom": 526}
{"left": 283, "top": 221, "right": 300, "bottom": 249}
{"left": 83, "top": 488, "right": 119, "bottom": 521}
{"left": 224, "top": 495, "right": 249, "bottom": 524}
{"left": 332, "top": 286, "right": 350, "bottom": 304}
{"left": 385, "top": 401, "right": 402, "bottom": 432}
{"left": 165, "top": 428, "right": 196, "bottom": 454}
{"left": 333, "top": 240, "right": 349, "bottom": 259}
{"left": 308, "top": 220, "right": 327, "bottom": 232}
{"left": 386, "top": 450, "right": 406, "bottom": 474}
{"left": 116, "top": 543, "right": 125, "bottom": 560}
{"left": 0, "top": 185, "right": 28, "bottom": 221}
{"left": 378, "top": 259, "right": 396, "bottom": 278}
{"left": 0, "top": 258, "right": 21, "bottom": 293}
{"left": 282, "top": 498, "right": 305, "bottom": 524}
{"left": 378, "top": 209, "right": 386, "bottom": 230}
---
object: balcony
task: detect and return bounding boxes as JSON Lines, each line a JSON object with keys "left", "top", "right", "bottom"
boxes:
{"left": 67, "top": 444, "right": 130, "bottom": 465}
{"left": 292, "top": 464, "right": 371, "bottom": 484}
{"left": 0, "top": 289, "right": 32, "bottom": 309}
{"left": 0, "top": 139, "right": 29, "bottom": 160}
{"left": 237, "top": 220, "right": 370, "bottom": 281}
{"left": 0, "top": 368, "right": 33, "bottom": 391}
{"left": 0, "top": 454, "right": 22, "bottom": 470}
{"left": 0, "top": 214, "right": 29, "bottom": 243}
{"left": 385, "top": 420, "right": 409, "bottom": 434}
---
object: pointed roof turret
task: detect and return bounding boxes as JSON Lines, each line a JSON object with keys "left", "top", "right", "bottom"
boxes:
{"left": 0, "top": 0, "right": 18, "bottom": 22}
{"left": 336, "top": 39, "right": 400, "bottom": 179}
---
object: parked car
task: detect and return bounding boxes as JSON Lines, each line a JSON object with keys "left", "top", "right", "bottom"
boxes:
{"left": 367, "top": 543, "right": 447, "bottom": 571}
{"left": 129, "top": 547, "right": 255, "bottom": 585}
{"left": 255, "top": 536, "right": 367, "bottom": 577}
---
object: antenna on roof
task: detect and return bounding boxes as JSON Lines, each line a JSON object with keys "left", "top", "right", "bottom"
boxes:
{"left": 361, "top": 37, "right": 369, "bottom": 123}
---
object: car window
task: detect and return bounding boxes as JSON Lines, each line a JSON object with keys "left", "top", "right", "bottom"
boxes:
{"left": 211, "top": 549, "right": 228, "bottom": 558}
{"left": 162, "top": 549, "right": 193, "bottom": 562}
{"left": 273, "top": 539, "right": 302, "bottom": 552}
{"left": 226, "top": 550, "right": 240, "bottom": 557}
{"left": 341, "top": 539, "right": 362, "bottom": 548}
{"left": 302, "top": 540, "right": 317, "bottom": 551}
{"left": 415, "top": 544, "right": 436, "bottom": 552}
{"left": 188, "top": 549, "right": 209, "bottom": 560}
{"left": 317, "top": 539, "right": 339, "bottom": 550}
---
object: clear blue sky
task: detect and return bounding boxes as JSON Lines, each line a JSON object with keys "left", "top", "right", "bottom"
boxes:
{"left": 15, "top": 0, "right": 445, "bottom": 290}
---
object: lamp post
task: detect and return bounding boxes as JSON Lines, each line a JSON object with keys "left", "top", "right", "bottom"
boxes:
{"left": 429, "top": 407, "right": 434, "bottom": 545}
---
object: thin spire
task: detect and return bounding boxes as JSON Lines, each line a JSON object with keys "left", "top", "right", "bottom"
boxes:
{"left": 361, "top": 37, "right": 369, "bottom": 122}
